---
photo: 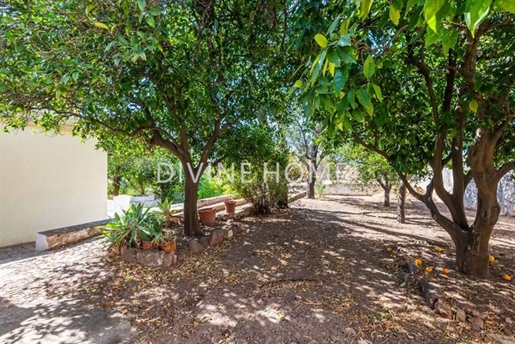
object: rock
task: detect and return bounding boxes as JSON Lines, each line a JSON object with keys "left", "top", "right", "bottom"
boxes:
{"left": 468, "top": 316, "right": 484, "bottom": 331}
{"left": 162, "top": 253, "right": 177, "bottom": 267}
{"left": 506, "top": 317, "right": 513, "bottom": 324}
{"left": 136, "top": 250, "right": 164, "bottom": 267}
{"left": 189, "top": 239, "right": 207, "bottom": 254}
{"left": 420, "top": 278, "right": 440, "bottom": 308}
{"left": 434, "top": 299, "right": 453, "bottom": 319}
{"left": 456, "top": 308, "right": 466, "bottom": 322}
{"left": 210, "top": 229, "right": 226, "bottom": 246}
{"left": 224, "top": 229, "right": 233, "bottom": 239}
{"left": 120, "top": 247, "right": 137, "bottom": 263}
{"left": 344, "top": 327, "right": 356, "bottom": 336}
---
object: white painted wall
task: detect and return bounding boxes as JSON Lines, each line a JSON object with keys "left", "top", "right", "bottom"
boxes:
{"left": 0, "top": 126, "right": 107, "bottom": 247}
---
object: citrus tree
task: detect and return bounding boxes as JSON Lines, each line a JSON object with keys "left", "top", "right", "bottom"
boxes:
{"left": 294, "top": 0, "right": 515, "bottom": 277}
{"left": 0, "top": 0, "right": 289, "bottom": 236}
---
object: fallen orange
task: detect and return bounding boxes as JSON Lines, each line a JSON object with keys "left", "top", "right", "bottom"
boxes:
{"left": 503, "top": 274, "right": 512, "bottom": 281}
{"left": 489, "top": 256, "right": 495, "bottom": 263}
{"left": 425, "top": 267, "right": 433, "bottom": 273}
{"left": 386, "top": 247, "right": 393, "bottom": 253}
{"left": 415, "top": 259, "right": 423, "bottom": 266}
{"left": 442, "top": 268, "right": 450, "bottom": 275}
{"left": 434, "top": 246, "right": 443, "bottom": 252}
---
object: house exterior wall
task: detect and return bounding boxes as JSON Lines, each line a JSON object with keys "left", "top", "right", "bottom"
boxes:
{"left": 0, "top": 126, "right": 107, "bottom": 247}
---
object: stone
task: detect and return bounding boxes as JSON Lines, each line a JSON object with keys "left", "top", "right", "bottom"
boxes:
{"left": 120, "top": 247, "right": 137, "bottom": 264}
{"left": 210, "top": 229, "right": 226, "bottom": 246}
{"left": 456, "top": 308, "right": 466, "bottom": 322}
{"left": 468, "top": 316, "right": 484, "bottom": 331}
{"left": 189, "top": 239, "right": 207, "bottom": 254}
{"left": 224, "top": 229, "right": 233, "bottom": 239}
{"left": 136, "top": 250, "right": 164, "bottom": 267}
{"left": 420, "top": 278, "right": 440, "bottom": 308}
{"left": 344, "top": 327, "right": 356, "bottom": 336}
{"left": 200, "top": 235, "right": 211, "bottom": 247}
{"left": 434, "top": 299, "right": 453, "bottom": 319}
{"left": 162, "top": 253, "right": 177, "bottom": 267}
{"left": 506, "top": 317, "right": 513, "bottom": 324}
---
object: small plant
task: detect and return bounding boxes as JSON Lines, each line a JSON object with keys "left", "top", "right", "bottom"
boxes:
{"left": 102, "top": 203, "right": 163, "bottom": 250}
{"left": 156, "top": 198, "right": 178, "bottom": 224}
{"left": 315, "top": 182, "right": 326, "bottom": 199}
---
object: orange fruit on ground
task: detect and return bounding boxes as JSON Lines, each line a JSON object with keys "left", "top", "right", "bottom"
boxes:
{"left": 442, "top": 268, "right": 450, "bottom": 275}
{"left": 415, "top": 259, "right": 423, "bottom": 266}
{"left": 489, "top": 256, "right": 495, "bottom": 263}
{"left": 434, "top": 246, "right": 443, "bottom": 252}
{"left": 503, "top": 274, "right": 512, "bottom": 281}
{"left": 425, "top": 267, "right": 433, "bottom": 273}
{"left": 386, "top": 247, "right": 393, "bottom": 253}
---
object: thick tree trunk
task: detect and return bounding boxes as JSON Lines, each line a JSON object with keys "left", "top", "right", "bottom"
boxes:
{"left": 183, "top": 173, "right": 202, "bottom": 237}
{"left": 452, "top": 193, "right": 499, "bottom": 278}
{"left": 397, "top": 181, "right": 406, "bottom": 223}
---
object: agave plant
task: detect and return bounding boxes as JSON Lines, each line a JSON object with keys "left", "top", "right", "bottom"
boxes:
{"left": 102, "top": 203, "right": 163, "bottom": 249}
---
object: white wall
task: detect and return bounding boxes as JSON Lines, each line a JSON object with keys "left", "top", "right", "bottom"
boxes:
{"left": 0, "top": 126, "right": 107, "bottom": 247}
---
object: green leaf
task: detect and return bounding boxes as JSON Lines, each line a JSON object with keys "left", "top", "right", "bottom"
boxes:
{"left": 464, "top": 0, "right": 492, "bottom": 37}
{"left": 423, "top": 0, "right": 445, "bottom": 32}
{"left": 469, "top": 99, "right": 479, "bottom": 112}
{"left": 356, "top": 88, "right": 374, "bottom": 115}
{"left": 137, "top": 0, "right": 146, "bottom": 11}
{"left": 495, "top": 0, "right": 515, "bottom": 13}
{"left": 293, "top": 80, "right": 303, "bottom": 88}
{"left": 372, "top": 84, "right": 383, "bottom": 101}
{"left": 363, "top": 55, "right": 375, "bottom": 78}
{"left": 94, "top": 21, "right": 109, "bottom": 30}
{"left": 337, "top": 34, "right": 351, "bottom": 47}
{"left": 145, "top": 15, "right": 155, "bottom": 27}
{"left": 315, "top": 33, "right": 328, "bottom": 48}
{"left": 442, "top": 27, "right": 458, "bottom": 54}
{"left": 352, "top": 110, "right": 365, "bottom": 122}
{"left": 360, "top": 0, "right": 374, "bottom": 20}
{"left": 327, "top": 16, "right": 340, "bottom": 35}
{"left": 389, "top": 5, "right": 401, "bottom": 25}
{"left": 333, "top": 67, "right": 349, "bottom": 92}
{"left": 149, "top": 6, "right": 161, "bottom": 16}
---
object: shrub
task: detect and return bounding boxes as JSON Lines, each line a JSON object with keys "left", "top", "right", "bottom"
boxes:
{"left": 234, "top": 176, "right": 288, "bottom": 214}
{"left": 102, "top": 203, "right": 163, "bottom": 250}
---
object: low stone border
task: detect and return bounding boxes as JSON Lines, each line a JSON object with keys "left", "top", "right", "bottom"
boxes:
{"left": 36, "top": 219, "right": 111, "bottom": 252}
{"left": 120, "top": 220, "right": 241, "bottom": 267}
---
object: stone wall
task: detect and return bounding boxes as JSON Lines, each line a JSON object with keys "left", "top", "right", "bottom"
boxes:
{"left": 441, "top": 169, "right": 515, "bottom": 216}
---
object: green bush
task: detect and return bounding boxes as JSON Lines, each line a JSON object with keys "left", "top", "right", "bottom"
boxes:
{"left": 102, "top": 203, "right": 164, "bottom": 249}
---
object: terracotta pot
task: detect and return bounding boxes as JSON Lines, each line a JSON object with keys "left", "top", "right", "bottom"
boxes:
{"left": 160, "top": 239, "right": 176, "bottom": 253}
{"left": 198, "top": 208, "right": 217, "bottom": 226}
{"left": 141, "top": 240, "right": 154, "bottom": 250}
{"left": 224, "top": 200, "right": 236, "bottom": 214}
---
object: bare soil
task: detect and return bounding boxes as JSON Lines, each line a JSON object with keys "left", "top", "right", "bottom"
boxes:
{"left": 1, "top": 195, "right": 514, "bottom": 344}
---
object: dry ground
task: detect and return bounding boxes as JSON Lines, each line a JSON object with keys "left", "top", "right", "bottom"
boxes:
{"left": 1, "top": 195, "right": 514, "bottom": 344}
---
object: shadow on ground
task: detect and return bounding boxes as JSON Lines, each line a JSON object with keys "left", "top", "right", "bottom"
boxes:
{"left": 1, "top": 197, "right": 514, "bottom": 344}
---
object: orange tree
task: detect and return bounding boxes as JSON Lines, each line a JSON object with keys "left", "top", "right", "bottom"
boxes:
{"left": 0, "top": 0, "right": 290, "bottom": 236}
{"left": 293, "top": 0, "right": 515, "bottom": 277}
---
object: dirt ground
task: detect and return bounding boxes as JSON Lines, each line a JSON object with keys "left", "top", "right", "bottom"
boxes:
{"left": 1, "top": 195, "right": 514, "bottom": 344}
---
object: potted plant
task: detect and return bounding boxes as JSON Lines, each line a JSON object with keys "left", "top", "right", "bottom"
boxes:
{"left": 153, "top": 231, "right": 176, "bottom": 253}
{"left": 198, "top": 207, "right": 217, "bottom": 226}
{"left": 224, "top": 198, "right": 237, "bottom": 215}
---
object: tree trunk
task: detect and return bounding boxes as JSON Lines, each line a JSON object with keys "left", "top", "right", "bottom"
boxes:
{"left": 183, "top": 173, "right": 202, "bottom": 237}
{"left": 383, "top": 187, "right": 391, "bottom": 206}
{"left": 397, "top": 181, "right": 406, "bottom": 223}
{"left": 308, "top": 180, "right": 315, "bottom": 199}
{"left": 112, "top": 166, "right": 121, "bottom": 196}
